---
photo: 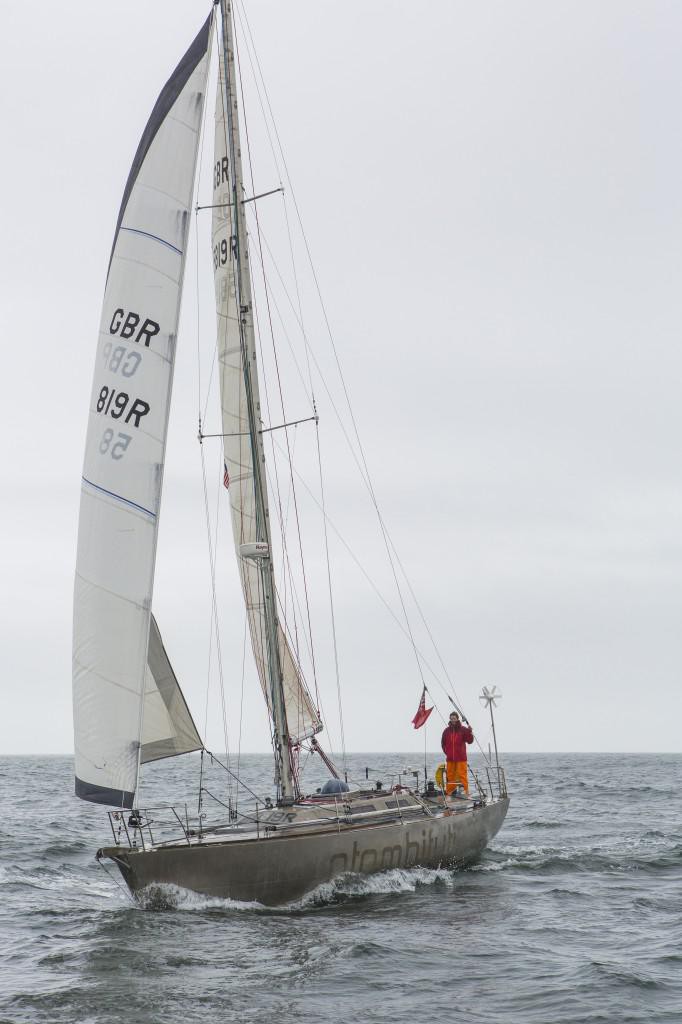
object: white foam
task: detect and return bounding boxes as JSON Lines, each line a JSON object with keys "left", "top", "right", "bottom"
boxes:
{"left": 468, "top": 857, "right": 517, "bottom": 872}
{"left": 136, "top": 865, "right": 458, "bottom": 913}
{"left": 137, "top": 883, "right": 266, "bottom": 913}
{"left": 311, "top": 865, "right": 455, "bottom": 900}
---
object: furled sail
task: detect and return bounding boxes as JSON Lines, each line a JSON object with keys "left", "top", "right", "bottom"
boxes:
{"left": 73, "top": 17, "right": 212, "bottom": 809}
{"left": 212, "top": 60, "right": 322, "bottom": 745}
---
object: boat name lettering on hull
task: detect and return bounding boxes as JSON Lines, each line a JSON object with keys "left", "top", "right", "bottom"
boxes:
{"left": 109, "top": 308, "right": 160, "bottom": 348}
{"left": 328, "top": 827, "right": 449, "bottom": 877}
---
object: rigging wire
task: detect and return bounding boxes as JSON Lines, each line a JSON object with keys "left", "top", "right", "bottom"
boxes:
{"left": 192, "top": 31, "right": 238, "bottom": 794}
{"left": 240, "top": 198, "right": 313, "bottom": 748}
{"left": 227, "top": 14, "right": 478, "bottom": 731}
{"left": 219, "top": 10, "right": 294, "bottom": 793}
{"left": 235, "top": 207, "right": 357, "bottom": 763}
{"left": 232, "top": 2, "right": 447, "bottom": 690}
{"left": 268, "top": 434, "right": 456, "bottom": 710}
{"left": 246, "top": 219, "right": 455, "bottom": 698}
{"left": 212, "top": 9, "right": 286, "bottom": 788}
{"left": 239, "top": 204, "right": 342, "bottom": 758}
{"left": 96, "top": 856, "right": 138, "bottom": 907}
{"left": 234, "top": 610, "right": 248, "bottom": 813}
{"left": 192, "top": 17, "right": 251, "bottom": 807}
{"left": 233, "top": 0, "right": 329, "bottom": 739}
{"left": 242, "top": 207, "right": 313, "bottom": 399}
{"left": 225, "top": 3, "right": 487, "bottom": 765}
{"left": 203, "top": 750, "right": 263, "bottom": 804}
{"left": 249, "top": 281, "right": 303, "bottom": 686}
{"left": 193, "top": 44, "right": 212, "bottom": 417}
{"left": 249, "top": 227, "right": 487, "bottom": 728}
{"left": 314, "top": 426, "right": 347, "bottom": 772}
{"left": 199, "top": 439, "right": 232, "bottom": 787}
{"left": 233, "top": 25, "right": 321, "bottom": 715}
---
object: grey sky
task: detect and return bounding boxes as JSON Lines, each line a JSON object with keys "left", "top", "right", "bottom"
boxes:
{"left": 1, "top": 1, "right": 680, "bottom": 757}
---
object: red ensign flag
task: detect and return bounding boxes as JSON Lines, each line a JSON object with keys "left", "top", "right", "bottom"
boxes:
{"left": 411, "top": 687, "right": 433, "bottom": 729}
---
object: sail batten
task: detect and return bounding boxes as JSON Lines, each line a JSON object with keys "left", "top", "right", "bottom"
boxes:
{"left": 73, "top": 18, "right": 212, "bottom": 808}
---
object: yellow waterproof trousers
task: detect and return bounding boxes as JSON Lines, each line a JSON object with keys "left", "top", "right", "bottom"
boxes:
{"left": 446, "top": 760, "right": 469, "bottom": 795}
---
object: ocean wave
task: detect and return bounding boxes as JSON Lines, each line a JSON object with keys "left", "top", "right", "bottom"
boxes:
{"left": 135, "top": 883, "right": 266, "bottom": 913}
{"left": 589, "top": 960, "right": 662, "bottom": 990}
{"left": 0, "top": 861, "right": 117, "bottom": 903}
{"left": 295, "top": 865, "right": 456, "bottom": 907}
{"left": 470, "top": 841, "right": 682, "bottom": 876}
{"left": 133, "top": 865, "right": 457, "bottom": 914}
{"left": 1, "top": 754, "right": 681, "bottom": 1024}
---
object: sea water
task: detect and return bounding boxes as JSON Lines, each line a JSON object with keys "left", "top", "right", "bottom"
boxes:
{"left": 0, "top": 753, "right": 679, "bottom": 1023}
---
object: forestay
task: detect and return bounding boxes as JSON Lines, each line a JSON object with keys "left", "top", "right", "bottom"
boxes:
{"left": 212, "top": 59, "right": 322, "bottom": 745}
{"left": 72, "top": 17, "right": 212, "bottom": 809}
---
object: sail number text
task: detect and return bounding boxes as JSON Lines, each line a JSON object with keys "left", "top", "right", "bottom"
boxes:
{"left": 213, "top": 238, "right": 229, "bottom": 270}
{"left": 99, "top": 429, "right": 132, "bottom": 460}
{"left": 109, "top": 307, "right": 160, "bottom": 348}
{"left": 96, "top": 387, "right": 149, "bottom": 428}
{"left": 214, "top": 157, "right": 229, "bottom": 189}
{"left": 96, "top": 307, "right": 155, "bottom": 457}
{"left": 102, "top": 342, "right": 141, "bottom": 378}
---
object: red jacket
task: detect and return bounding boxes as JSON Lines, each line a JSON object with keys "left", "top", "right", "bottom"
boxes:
{"left": 441, "top": 722, "right": 474, "bottom": 762}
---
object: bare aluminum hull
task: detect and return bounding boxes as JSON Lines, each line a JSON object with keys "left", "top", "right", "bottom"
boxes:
{"left": 100, "top": 797, "right": 509, "bottom": 906}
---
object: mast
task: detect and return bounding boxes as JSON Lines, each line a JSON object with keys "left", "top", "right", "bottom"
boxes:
{"left": 218, "top": 0, "right": 297, "bottom": 803}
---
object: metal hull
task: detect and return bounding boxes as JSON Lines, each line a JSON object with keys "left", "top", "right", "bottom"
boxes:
{"left": 101, "top": 797, "right": 509, "bottom": 906}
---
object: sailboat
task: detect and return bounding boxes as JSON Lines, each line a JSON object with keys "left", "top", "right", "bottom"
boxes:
{"left": 73, "top": 1, "right": 509, "bottom": 907}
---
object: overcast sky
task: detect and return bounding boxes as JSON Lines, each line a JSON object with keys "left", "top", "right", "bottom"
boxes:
{"left": 1, "top": 1, "right": 681, "bottom": 759}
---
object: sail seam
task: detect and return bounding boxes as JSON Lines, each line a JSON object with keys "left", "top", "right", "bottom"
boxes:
{"left": 135, "top": 180, "right": 196, "bottom": 206}
{"left": 73, "top": 657, "right": 140, "bottom": 697}
{"left": 82, "top": 477, "right": 156, "bottom": 518}
{"left": 119, "top": 226, "right": 183, "bottom": 256}
{"left": 110, "top": 252, "right": 183, "bottom": 286}
{"left": 165, "top": 112, "right": 203, "bottom": 135}
{"left": 75, "top": 570, "right": 150, "bottom": 613}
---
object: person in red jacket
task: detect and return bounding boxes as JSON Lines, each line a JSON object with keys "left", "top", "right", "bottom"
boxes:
{"left": 441, "top": 711, "right": 474, "bottom": 795}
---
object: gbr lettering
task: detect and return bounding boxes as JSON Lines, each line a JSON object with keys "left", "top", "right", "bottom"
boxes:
{"left": 109, "top": 308, "right": 160, "bottom": 348}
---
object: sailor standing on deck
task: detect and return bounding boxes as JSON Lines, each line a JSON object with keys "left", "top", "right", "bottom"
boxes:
{"left": 441, "top": 711, "right": 474, "bottom": 795}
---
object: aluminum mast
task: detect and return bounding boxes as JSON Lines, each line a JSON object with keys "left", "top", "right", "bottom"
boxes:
{"left": 218, "top": 0, "right": 297, "bottom": 803}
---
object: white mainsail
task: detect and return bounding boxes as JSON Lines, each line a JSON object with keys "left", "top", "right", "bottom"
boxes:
{"left": 73, "top": 17, "right": 212, "bottom": 808}
{"left": 212, "top": 55, "right": 322, "bottom": 746}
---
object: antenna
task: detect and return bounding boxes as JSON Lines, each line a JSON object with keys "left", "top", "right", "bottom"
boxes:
{"left": 480, "top": 686, "right": 502, "bottom": 795}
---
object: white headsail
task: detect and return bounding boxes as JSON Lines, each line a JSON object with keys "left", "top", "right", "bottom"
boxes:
{"left": 212, "top": 55, "right": 322, "bottom": 747}
{"left": 141, "top": 615, "right": 202, "bottom": 764}
{"left": 73, "top": 17, "right": 212, "bottom": 808}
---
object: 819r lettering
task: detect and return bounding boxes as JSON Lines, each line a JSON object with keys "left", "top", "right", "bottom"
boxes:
{"left": 96, "top": 387, "right": 150, "bottom": 428}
